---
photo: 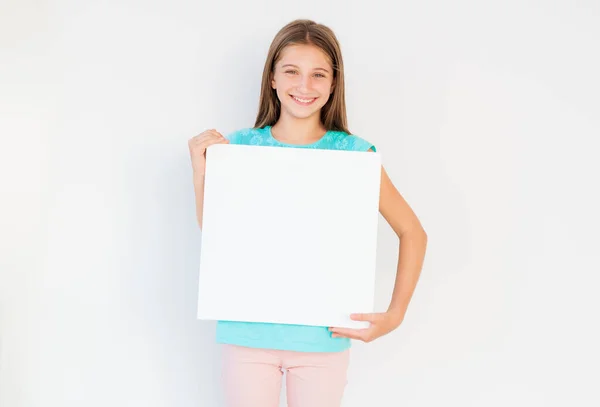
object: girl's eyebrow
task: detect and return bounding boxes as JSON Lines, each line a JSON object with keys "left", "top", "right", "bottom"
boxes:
{"left": 281, "top": 64, "right": 330, "bottom": 73}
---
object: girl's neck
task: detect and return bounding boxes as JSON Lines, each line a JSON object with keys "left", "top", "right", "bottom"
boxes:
{"left": 270, "top": 115, "right": 326, "bottom": 144}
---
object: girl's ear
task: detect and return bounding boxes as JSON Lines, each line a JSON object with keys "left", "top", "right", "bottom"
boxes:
{"left": 271, "top": 72, "right": 276, "bottom": 89}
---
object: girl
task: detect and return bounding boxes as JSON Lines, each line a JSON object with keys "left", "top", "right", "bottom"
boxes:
{"left": 189, "top": 19, "right": 427, "bottom": 407}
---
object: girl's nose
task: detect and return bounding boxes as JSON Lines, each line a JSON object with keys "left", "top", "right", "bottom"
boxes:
{"left": 297, "top": 75, "right": 312, "bottom": 91}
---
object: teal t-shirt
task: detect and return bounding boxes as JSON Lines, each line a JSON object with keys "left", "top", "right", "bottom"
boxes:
{"left": 215, "top": 125, "right": 376, "bottom": 353}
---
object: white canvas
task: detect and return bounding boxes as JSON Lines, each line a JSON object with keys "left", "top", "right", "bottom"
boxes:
{"left": 197, "top": 144, "right": 381, "bottom": 329}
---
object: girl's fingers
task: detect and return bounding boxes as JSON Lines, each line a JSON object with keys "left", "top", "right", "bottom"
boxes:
{"left": 194, "top": 133, "right": 223, "bottom": 147}
{"left": 206, "top": 130, "right": 226, "bottom": 140}
{"left": 329, "top": 327, "right": 368, "bottom": 340}
{"left": 190, "top": 131, "right": 225, "bottom": 146}
{"left": 200, "top": 136, "right": 228, "bottom": 150}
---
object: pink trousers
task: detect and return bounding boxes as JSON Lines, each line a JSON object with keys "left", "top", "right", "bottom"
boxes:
{"left": 221, "top": 344, "right": 350, "bottom": 407}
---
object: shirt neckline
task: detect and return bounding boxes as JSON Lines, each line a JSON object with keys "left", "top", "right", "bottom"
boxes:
{"left": 265, "top": 125, "right": 330, "bottom": 148}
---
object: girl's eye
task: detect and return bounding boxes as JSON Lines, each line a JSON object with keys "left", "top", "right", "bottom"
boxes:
{"left": 314, "top": 73, "right": 326, "bottom": 78}
{"left": 285, "top": 70, "right": 298, "bottom": 75}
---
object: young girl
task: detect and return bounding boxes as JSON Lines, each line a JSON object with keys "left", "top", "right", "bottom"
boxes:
{"left": 189, "top": 19, "right": 427, "bottom": 407}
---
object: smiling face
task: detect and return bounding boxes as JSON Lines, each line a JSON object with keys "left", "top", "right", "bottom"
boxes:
{"left": 271, "top": 44, "right": 335, "bottom": 122}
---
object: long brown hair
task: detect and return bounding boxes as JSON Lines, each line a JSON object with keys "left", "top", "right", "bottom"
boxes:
{"left": 254, "top": 19, "right": 350, "bottom": 134}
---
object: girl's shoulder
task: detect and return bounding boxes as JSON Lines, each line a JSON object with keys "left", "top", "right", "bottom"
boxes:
{"left": 326, "top": 130, "right": 377, "bottom": 152}
{"left": 225, "top": 127, "right": 265, "bottom": 144}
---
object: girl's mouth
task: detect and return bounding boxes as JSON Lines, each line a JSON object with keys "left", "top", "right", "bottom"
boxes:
{"left": 290, "top": 95, "right": 317, "bottom": 106}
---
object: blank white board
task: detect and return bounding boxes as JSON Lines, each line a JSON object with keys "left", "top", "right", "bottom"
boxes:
{"left": 197, "top": 144, "right": 381, "bottom": 329}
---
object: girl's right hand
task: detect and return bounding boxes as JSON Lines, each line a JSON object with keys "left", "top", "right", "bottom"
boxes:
{"left": 188, "top": 129, "right": 229, "bottom": 176}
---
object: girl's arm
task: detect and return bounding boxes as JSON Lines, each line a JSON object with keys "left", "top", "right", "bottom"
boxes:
{"left": 188, "top": 129, "right": 229, "bottom": 230}
{"left": 378, "top": 166, "right": 428, "bottom": 322}
{"left": 330, "top": 164, "right": 428, "bottom": 342}
{"left": 193, "top": 173, "right": 206, "bottom": 229}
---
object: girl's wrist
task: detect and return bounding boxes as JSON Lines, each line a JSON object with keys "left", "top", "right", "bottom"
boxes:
{"left": 386, "top": 306, "right": 406, "bottom": 324}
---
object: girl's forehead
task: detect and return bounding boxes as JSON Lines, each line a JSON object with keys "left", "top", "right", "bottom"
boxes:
{"left": 277, "top": 44, "right": 332, "bottom": 67}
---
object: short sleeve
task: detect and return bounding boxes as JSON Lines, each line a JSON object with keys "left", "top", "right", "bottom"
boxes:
{"left": 225, "top": 128, "right": 252, "bottom": 145}
{"left": 225, "top": 129, "right": 240, "bottom": 144}
{"left": 349, "top": 135, "right": 376, "bottom": 152}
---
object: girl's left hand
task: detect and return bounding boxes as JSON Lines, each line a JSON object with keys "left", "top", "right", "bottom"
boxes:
{"left": 328, "top": 311, "right": 403, "bottom": 343}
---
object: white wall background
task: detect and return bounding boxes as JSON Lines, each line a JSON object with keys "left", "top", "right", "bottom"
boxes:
{"left": 1, "top": 0, "right": 599, "bottom": 406}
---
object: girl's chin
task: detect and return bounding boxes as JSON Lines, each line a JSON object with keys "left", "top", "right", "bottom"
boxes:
{"left": 283, "top": 107, "right": 320, "bottom": 120}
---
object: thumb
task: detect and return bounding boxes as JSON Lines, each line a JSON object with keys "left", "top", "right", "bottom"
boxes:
{"left": 350, "top": 313, "right": 378, "bottom": 322}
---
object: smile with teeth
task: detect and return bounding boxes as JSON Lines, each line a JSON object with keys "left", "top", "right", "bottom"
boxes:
{"left": 291, "top": 95, "right": 317, "bottom": 105}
